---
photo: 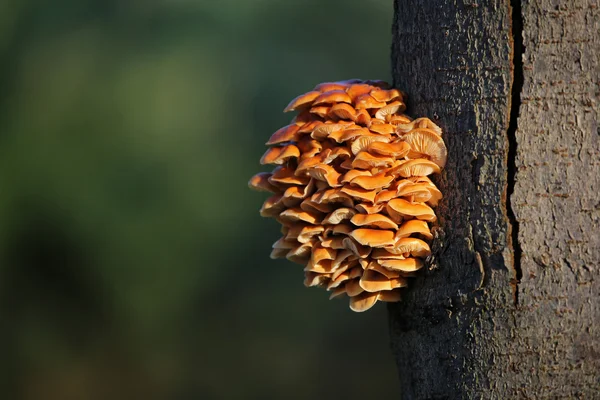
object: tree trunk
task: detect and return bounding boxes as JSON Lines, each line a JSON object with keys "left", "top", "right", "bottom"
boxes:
{"left": 388, "top": 0, "right": 599, "bottom": 398}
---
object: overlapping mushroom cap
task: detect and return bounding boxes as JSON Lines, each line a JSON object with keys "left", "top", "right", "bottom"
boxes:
{"left": 249, "top": 79, "right": 446, "bottom": 312}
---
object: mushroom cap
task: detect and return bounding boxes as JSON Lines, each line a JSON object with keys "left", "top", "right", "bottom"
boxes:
{"left": 349, "top": 290, "right": 379, "bottom": 312}
{"left": 328, "top": 103, "right": 357, "bottom": 121}
{"left": 400, "top": 128, "right": 448, "bottom": 167}
{"left": 345, "top": 278, "right": 364, "bottom": 297}
{"left": 266, "top": 124, "right": 300, "bottom": 145}
{"left": 248, "top": 172, "right": 279, "bottom": 192}
{"left": 313, "top": 90, "right": 353, "bottom": 105}
{"left": 368, "top": 141, "right": 411, "bottom": 157}
{"left": 369, "top": 88, "right": 402, "bottom": 103}
{"left": 396, "top": 117, "right": 442, "bottom": 135}
{"left": 354, "top": 109, "right": 371, "bottom": 126}
{"left": 349, "top": 228, "right": 396, "bottom": 247}
{"left": 397, "top": 183, "right": 434, "bottom": 203}
{"left": 395, "top": 219, "right": 433, "bottom": 240}
{"left": 270, "top": 166, "right": 310, "bottom": 185}
{"left": 310, "top": 123, "right": 349, "bottom": 140}
{"left": 322, "top": 207, "right": 357, "bottom": 224}
{"left": 260, "top": 144, "right": 300, "bottom": 165}
{"left": 306, "top": 164, "right": 342, "bottom": 187}
{"left": 390, "top": 159, "right": 441, "bottom": 177}
{"left": 260, "top": 194, "right": 286, "bottom": 217}
{"left": 329, "top": 127, "right": 371, "bottom": 143}
{"left": 386, "top": 198, "right": 437, "bottom": 222}
{"left": 378, "top": 257, "right": 424, "bottom": 272}
{"left": 375, "top": 101, "right": 405, "bottom": 120}
{"left": 346, "top": 84, "right": 374, "bottom": 101}
{"left": 279, "top": 207, "right": 322, "bottom": 224}
{"left": 313, "top": 81, "right": 352, "bottom": 92}
{"left": 387, "top": 237, "right": 431, "bottom": 258}
{"left": 296, "top": 225, "right": 325, "bottom": 243}
{"left": 349, "top": 173, "right": 394, "bottom": 190}
{"left": 350, "top": 134, "right": 390, "bottom": 155}
{"left": 354, "top": 203, "right": 385, "bottom": 214}
{"left": 351, "top": 151, "right": 394, "bottom": 169}
{"left": 351, "top": 213, "right": 398, "bottom": 230}
{"left": 359, "top": 269, "right": 407, "bottom": 292}
{"left": 341, "top": 237, "right": 371, "bottom": 258}
{"left": 284, "top": 90, "right": 321, "bottom": 112}
{"left": 340, "top": 185, "right": 377, "bottom": 203}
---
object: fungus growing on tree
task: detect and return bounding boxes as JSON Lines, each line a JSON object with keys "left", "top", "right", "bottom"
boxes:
{"left": 249, "top": 80, "right": 447, "bottom": 312}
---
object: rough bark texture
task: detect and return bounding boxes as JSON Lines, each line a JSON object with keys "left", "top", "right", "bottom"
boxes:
{"left": 389, "top": 0, "right": 599, "bottom": 398}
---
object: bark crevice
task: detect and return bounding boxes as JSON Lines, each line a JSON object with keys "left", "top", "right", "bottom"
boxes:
{"left": 507, "top": 0, "right": 524, "bottom": 306}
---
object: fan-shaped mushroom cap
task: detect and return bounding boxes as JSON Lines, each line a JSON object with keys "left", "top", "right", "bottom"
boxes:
{"left": 312, "top": 188, "right": 354, "bottom": 208}
{"left": 367, "top": 261, "right": 401, "bottom": 279}
{"left": 310, "top": 123, "right": 349, "bottom": 140}
{"left": 284, "top": 91, "right": 321, "bottom": 112}
{"left": 345, "top": 278, "right": 364, "bottom": 297}
{"left": 287, "top": 242, "right": 313, "bottom": 264}
{"left": 400, "top": 128, "right": 448, "bottom": 167}
{"left": 328, "top": 103, "right": 357, "bottom": 120}
{"left": 309, "top": 105, "right": 331, "bottom": 118}
{"left": 390, "top": 159, "right": 441, "bottom": 177}
{"left": 329, "top": 127, "right": 370, "bottom": 143}
{"left": 397, "top": 183, "right": 433, "bottom": 203}
{"left": 279, "top": 208, "right": 322, "bottom": 224}
{"left": 346, "top": 84, "right": 373, "bottom": 101}
{"left": 322, "top": 207, "right": 357, "bottom": 224}
{"left": 368, "top": 141, "right": 411, "bottom": 157}
{"left": 352, "top": 152, "right": 394, "bottom": 169}
{"left": 379, "top": 257, "right": 424, "bottom": 272}
{"left": 350, "top": 134, "right": 390, "bottom": 155}
{"left": 328, "top": 265, "right": 362, "bottom": 289}
{"left": 355, "top": 203, "right": 385, "bottom": 214}
{"left": 266, "top": 124, "right": 300, "bottom": 145}
{"left": 260, "top": 144, "right": 300, "bottom": 165}
{"left": 354, "top": 94, "right": 387, "bottom": 109}
{"left": 248, "top": 172, "right": 279, "bottom": 192}
{"left": 320, "top": 236, "right": 346, "bottom": 250}
{"left": 409, "top": 176, "right": 443, "bottom": 206}
{"left": 282, "top": 180, "right": 315, "bottom": 204}
{"left": 369, "top": 123, "right": 396, "bottom": 135}
{"left": 270, "top": 166, "right": 310, "bottom": 185}
{"left": 342, "top": 237, "right": 371, "bottom": 258}
{"left": 328, "top": 286, "right": 347, "bottom": 299}
{"left": 349, "top": 290, "right": 379, "bottom": 312}
{"left": 351, "top": 214, "right": 398, "bottom": 230}
{"left": 388, "top": 238, "right": 431, "bottom": 258}
{"left": 331, "top": 249, "right": 354, "bottom": 270}
{"left": 396, "top": 117, "right": 442, "bottom": 135}
{"left": 359, "top": 269, "right": 407, "bottom": 292}
{"left": 349, "top": 173, "right": 394, "bottom": 190}
{"left": 375, "top": 101, "right": 405, "bottom": 120}
{"left": 313, "top": 90, "right": 352, "bottom": 105}
{"left": 355, "top": 109, "right": 371, "bottom": 126}
{"left": 371, "top": 248, "right": 408, "bottom": 259}
{"left": 304, "top": 272, "right": 329, "bottom": 287}
{"left": 341, "top": 169, "right": 372, "bottom": 183}
{"left": 300, "top": 198, "right": 333, "bottom": 214}
{"left": 349, "top": 228, "right": 395, "bottom": 247}
{"left": 395, "top": 219, "right": 433, "bottom": 240}
{"left": 388, "top": 114, "right": 413, "bottom": 126}
{"left": 369, "top": 88, "right": 402, "bottom": 103}
{"left": 386, "top": 199, "right": 437, "bottom": 222}
{"left": 260, "top": 194, "right": 286, "bottom": 217}
{"left": 306, "top": 164, "right": 342, "bottom": 187}
{"left": 314, "top": 81, "right": 350, "bottom": 92}
{"left": 340, "top": 185, "right": 377, "bottom": 203}
{"left": 296, "top": 225, "right": 325, "bottom": 243}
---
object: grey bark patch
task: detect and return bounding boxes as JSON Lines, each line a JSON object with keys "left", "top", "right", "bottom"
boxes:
{"left": 389, "top": 0, "right": 600, "bottom": 398}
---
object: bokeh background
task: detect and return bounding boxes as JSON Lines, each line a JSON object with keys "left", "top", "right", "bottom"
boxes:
{"left": 0, "top": 1, "right": 399, "bottom": 399}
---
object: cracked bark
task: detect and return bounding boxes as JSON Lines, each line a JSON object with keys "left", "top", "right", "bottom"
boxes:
{"left": 388, "top": 0, "right": 599, "bottom": 398}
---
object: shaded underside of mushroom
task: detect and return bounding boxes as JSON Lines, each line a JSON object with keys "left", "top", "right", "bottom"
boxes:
{"left": 249, "top": 80, "right": 446, "bottom": 312}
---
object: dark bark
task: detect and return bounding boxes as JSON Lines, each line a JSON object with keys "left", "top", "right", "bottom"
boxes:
{"left": 388, "top": 0, "right": 599, "bottom": 398}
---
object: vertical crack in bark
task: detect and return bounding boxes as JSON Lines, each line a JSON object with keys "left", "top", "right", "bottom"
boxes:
{"left": 508, "top": 0, "right": 524, "bottom": 306}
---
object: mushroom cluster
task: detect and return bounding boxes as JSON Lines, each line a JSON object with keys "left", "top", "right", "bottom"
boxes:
{"left": 249, "top": 79, "right": 446, "bottom": 312}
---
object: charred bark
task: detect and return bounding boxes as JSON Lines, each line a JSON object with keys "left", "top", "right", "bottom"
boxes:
{"left": 389, "top": 0, "right": 599, "bottom": 398}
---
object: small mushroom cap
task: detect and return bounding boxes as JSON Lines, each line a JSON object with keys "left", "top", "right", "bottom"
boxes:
{"left": 395, "top": 219, "right": 433, "bottom": 240}
{"left": 297, "top": 120, "right": 324, "bottom": 134}
{"left": 322, "top": 207, "right": 357, "bottom": 224}
{"left": 346, "top": 84, "right": 373, "bottom": 101}
{"left": 266, "top": 124, "right": 301, "bottom": 145}
{"left": 341, "top": 237, "right": 371, "bottom": 258}
{"left": 340, "top": 185, "right": 377, "bottom": 203}
{"left": 287, "top": 242, "right": 313, "bottom": 264}
{"left": 300, "top": 198, "right": 333, "bottom": 214}
{"left": 369, "top": 123, "right": 396, "bottom": 135}
{"left": 396, "top": 117, "right": 442, "bottom": 135}
{"left": 359, "top": 269, "right": 407, "bottom": 292}
{"left": 369, "top": 88, "right": 402, "bottom": 103}
{"left": 341, "top": 169, "right": 372, "bottom": 183}
{"left": 355, "top": 203, "right": 385, "bottom": 214}
{"left": 348, "top": 173, "right": 394, "bottom": 190}
{"left": 397, "top": 183, "right": 434, "bottom": 203}
{"left": 367, "top": 261, "right": 401, "bottom": 279}
{"left": 279, "top": 207, "right": 322, "bottom": 224}
{"left": 375, "top": 101, "right": 405, "bottom": 120}
{"left": 400, "top": 128, "right": 448, "bottom": 167}
{"left": 260, "top": 194, "right": 286, "bottom": 217}
{"left": 313, "top": 90, "right": 353, "bottom": 105}
{"left": 368, "top": 141, "right": 411, "bottom": 157}
{"left": 329, "top": 127, "right": 370, "bottom": 143}
{"left": 284, "top": 90, "right": 321, "bottom": 112}
{"left": 349, "top": 228, "right": 396, "bottom": 247}
{"left": 328, "top": 265, "right": 362, "bottom": 289}
{"left": 378, "top": 257, "right": 424, "bottom": 272}
{"left": 269, "top": 166, "right": 310, "bottom": 185}
{"left": 354, "top": 109, "right": 371, "bottom": 126}
{"left": 312, "top": 188, "right": 354, "bottom": 207}
{"left": 390, "top": 159, "right": 441, "bottom": 177}
{"left": 354, "top": 94, "right": 387, "bottom": 109}
{"left": 326, "top": 103, "right": 356, "bottom": 121}
{"left": 306, "top": 164, "right": 342, "bottom": 187}
{"left": 309, "top": 105, "right": 331, "bottom": 118}
{"left": 328, "top": 285, "right": 348, "bottom": 299}
{"left": 296, "top": 225, "right": 325, "bottom": 243}
{"left": 303, "top": 272, "right": 330, "bottom": 287}
{"left": 388, "top": 237, "right": 431, "bottom": 257}
{"left": 260, "top": 144, "right": 300, "bottom": 165}
{"left": 350, "top": 134, "right": 390, "bottom": 155}
{"left": 371, "top": 248, "right": 408, "bottom": 259}
{"left": 349, "top": 290, "right": 379, "bottom": 312}
{"left": 386, "top": 198, "right": 437, "bottom": 222}
{"left": 350, "top": 213, "right": 398, "bottom": 230}
{"left": 248, "top": 172, "right": 279, "bottom": 192}
{"left": 345, "top": 278, "right": 364, "bottom": 297}
{"left": 351, "top": 151, "right": 394, "bottom": 169}
{"left": 313, "top": 81, "right": 351, "bottom": 92}
{"left": 310, "top": 123, "right": 350, "bottom": 140}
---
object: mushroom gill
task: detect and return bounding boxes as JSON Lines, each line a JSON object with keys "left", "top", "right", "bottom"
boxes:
{"left": 249, "top": 80, "right": 447, "bottom": 312}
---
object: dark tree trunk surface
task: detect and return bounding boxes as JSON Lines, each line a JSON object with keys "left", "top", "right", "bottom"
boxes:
{"left": 389, "top": 0, "right": 599, "bottom": 398}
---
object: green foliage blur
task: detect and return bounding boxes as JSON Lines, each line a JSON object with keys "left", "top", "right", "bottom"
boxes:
{"left": 0, "top": 1, "right": 398, "bottom": 399}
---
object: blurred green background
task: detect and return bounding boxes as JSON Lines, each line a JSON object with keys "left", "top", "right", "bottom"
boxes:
{"left": 0, "top": 1, "right": 398, "bottom": 399}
